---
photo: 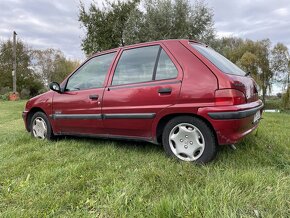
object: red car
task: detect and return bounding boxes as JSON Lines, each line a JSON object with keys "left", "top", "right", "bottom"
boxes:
{"left": 23, "top": 39, "right": 263, "bottom": 163}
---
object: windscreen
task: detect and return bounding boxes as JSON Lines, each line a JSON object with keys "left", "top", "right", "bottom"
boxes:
{"left": 191, "top": 44, "right": 246, "bottom": 76}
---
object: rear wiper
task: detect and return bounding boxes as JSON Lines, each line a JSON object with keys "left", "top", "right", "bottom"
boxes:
{"left": 245, "top": 72, "right": 251, "bottom": 77}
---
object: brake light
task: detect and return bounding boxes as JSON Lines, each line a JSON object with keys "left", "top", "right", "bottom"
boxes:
{"left": 215, "top": 89, "right": 246, "bottom": 106}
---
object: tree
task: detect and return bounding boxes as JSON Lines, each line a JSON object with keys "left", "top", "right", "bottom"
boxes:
{"left": 140, "top": 0, "right": 175, "bottom": 41}
{"left": 282, "top": 87, "right": 290, "bottom": 110}
{"left": 32, "top": 49, "right": 63, "bottom": 85}
{"left": 187, "top": 0, "right": 215, "bottom": 44}
{"left": 0, "top": 39, "right": 43, "bottom": 96}
{"left": 271, "top": 43, "right": 289, "bottom": 92}
{"left": 79, "top": 0, "right": 140, "bottom": 55}
{"left": 79, "top": 0, "right": 215, "bottom": 55}
{"left": 214, "top": 37, "right": 286, "bottom": 102}
{"left": 212, "top": 37, "right": 244, "bottom": 60}
{"left": 52, "top": 57, "right": 80, "bottom": 84}
{"left": 271, "top": 43, "right": 290, "bottom": 110}
{"left": 256, "top": 39, "right": 272, "bottom": 101}
{"left": 32, "top": 49, "right": 79, "bottom": 85}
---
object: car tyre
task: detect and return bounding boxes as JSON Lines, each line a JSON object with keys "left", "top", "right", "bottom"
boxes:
{"left": 162, "top": 116, "right": 217, "bottom": 164}
{"left": 30, "top": 112, "right": 53, "bottom": 140}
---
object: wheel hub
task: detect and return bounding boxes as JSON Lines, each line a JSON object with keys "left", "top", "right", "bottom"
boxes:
{"left": 169, "top": 123, "right": 205, "bottom": 161}
{"left": 32, "top": 117, "right": 47, "bottom": 139}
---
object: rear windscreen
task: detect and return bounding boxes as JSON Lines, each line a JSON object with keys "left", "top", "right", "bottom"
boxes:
{"left": 191, "top": 44, "right": 246, "bottom": 76}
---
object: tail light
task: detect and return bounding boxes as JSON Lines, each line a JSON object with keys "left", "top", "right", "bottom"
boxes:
{"left": 215, "top": 89, "right": 246, "bottom": 106}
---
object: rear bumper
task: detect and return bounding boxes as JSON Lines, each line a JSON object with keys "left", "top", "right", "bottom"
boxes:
{"left": 198, "top": 101, "right": 264, "bottom": 145}
{"left": 208, "top": 104, "right": 263, "bottom": 120}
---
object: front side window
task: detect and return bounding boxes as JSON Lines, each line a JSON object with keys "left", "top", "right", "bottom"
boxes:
{"left": 66, "top": 52, "right": 115, "bottom": 91}
{"left": 191, "top": 44, "right": 246, "bottom": 76}
{"left": 112, "top": 46, "right": 160, "bottom": 86}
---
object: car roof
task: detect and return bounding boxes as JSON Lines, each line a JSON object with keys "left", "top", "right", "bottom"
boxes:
{"left": 92, "top": 39, "right": 201, "bottom": 56}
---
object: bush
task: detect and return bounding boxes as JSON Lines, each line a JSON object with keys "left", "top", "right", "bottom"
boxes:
{"left": 20, "top": 88, "right": 31, "bottom": 99}
{"left": 264, "top": 98, "right": 282, "bottom": 110}
{"left": 0, "top": 87, "right": 10, "bottom": 95}
{"left": 0, "top": 93, "right": 9, "bottom": 101}
{"left": 282, "top": 87, "right": 290, "bottom": 110}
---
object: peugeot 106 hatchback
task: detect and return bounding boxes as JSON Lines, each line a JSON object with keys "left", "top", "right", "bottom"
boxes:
{"left": 23, "top": 39, "right": 263, "bottom": 163}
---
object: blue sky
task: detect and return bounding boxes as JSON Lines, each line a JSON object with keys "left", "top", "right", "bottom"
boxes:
{"left": 0, "top": 0, "right": 289, "bottom": 61}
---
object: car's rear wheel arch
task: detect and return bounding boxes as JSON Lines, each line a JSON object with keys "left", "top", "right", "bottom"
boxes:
{"left": 156, "top": 113, "right": 217, "bottom": 145}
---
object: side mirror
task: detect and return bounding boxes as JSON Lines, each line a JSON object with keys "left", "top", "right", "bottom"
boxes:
{"left": 49, "top": 82, "right": 62, "bottom": 93}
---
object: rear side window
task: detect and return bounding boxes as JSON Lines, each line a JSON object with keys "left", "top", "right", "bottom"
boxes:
{"left": 66, "top": 52, "right": 115, "bottom": 91}
{"left": 191, "top": 44, "right": 246, "bottom": 76}
{"left": 155, "top": 49, "right": 178, "bottom": 80}
{"left": 112, "top": 46, "right": 159, "bottom": 85}
{"left": 112, "top": 46, "right": 178, "bottom": 86}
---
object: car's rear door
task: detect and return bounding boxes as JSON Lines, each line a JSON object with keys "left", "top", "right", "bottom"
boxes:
{"left": 102, "top": 43, "right": 182, "bottom": 139}
{"left": 52, "top": 52, "right": 116, "bottom": 135}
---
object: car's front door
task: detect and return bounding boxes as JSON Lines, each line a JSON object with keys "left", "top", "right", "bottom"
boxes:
{"left": 102, "top": 44, "right": 182, "bottom": 139}
{"left": 52, "top": 52, "right": 116, "bottom": 135}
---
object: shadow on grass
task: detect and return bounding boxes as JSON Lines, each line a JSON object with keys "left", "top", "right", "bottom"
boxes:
{"left": 53, "top": 134, "right": 240, "bottom": 165}
{"left": 47, "top": 128, "right": 290, "bottom": 169}
{"left": 55, "top": 134, "right": 163, "bottom": 153}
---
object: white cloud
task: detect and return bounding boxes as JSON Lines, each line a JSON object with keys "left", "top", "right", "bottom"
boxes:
{"left": 207, "top": 0, "right": 290, "bottom": 49}
{"left": 273, "top": 8, "right": 289, "bottom": 16}
{"left": 0, "top": 0, "right": 86, "bottom": 59}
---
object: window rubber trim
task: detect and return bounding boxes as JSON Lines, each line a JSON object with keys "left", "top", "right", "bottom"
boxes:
{"left": 152, "top": 46, "right": 162, "bottom": 80}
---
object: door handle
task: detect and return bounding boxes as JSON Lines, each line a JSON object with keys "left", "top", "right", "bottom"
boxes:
{"left": 158, "top": 88, "right": 172, "bottom": 94}
{"left": 89, "top": 94, "right": 99, "bottom": 100}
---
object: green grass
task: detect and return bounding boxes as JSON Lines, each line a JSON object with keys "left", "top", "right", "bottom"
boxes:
{"left": 0, "top": 100, "right": 289, "bottom": 217}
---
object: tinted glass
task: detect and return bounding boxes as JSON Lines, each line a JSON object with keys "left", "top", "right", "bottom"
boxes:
{"left": 155, "top": 49, "right": 178, "bottom": 80}
{"left": 112, "top": 46, "right": 159, "bottom": 85}
{"left": 66, "top": 53, "right": 115, "bottom": 91}
{"left": 191, "top": 44, "right": 246, "bottom": 76}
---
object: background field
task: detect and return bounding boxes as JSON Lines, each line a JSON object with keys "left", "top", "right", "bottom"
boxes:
{"left": 0, "top": 101, "right": 289, "bottom": 217}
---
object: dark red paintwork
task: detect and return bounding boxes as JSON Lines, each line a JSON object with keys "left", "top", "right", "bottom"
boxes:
{"left": 23, "top": 39, "right": 263, "bottom": 145}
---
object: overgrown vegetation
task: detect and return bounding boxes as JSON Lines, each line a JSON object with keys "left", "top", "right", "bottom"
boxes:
{"left": 0, "top": 40, "right": 79, "bottom": 99}
{"left": 0, "top": 101, "right": 289, "bottom": 217}
{"left": 213, "top": 38, "right": 290, "bottom": 103}
{"left": 0, "top": 40, "right": 43, "bottom": 97}
{"left": 32, "top": 49, "right": 80, "bottom": 85}
{"left": 263, "top": 92, "right": 290, "bottom": 111}
{"left": 264, "top": 96, "right": 282, "bottom": 110}
{"left": 282, "top": 87, "right": 290, "bottom": 110}
{"left": 79, "top": 0, "right": 215, "bottom": 55}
